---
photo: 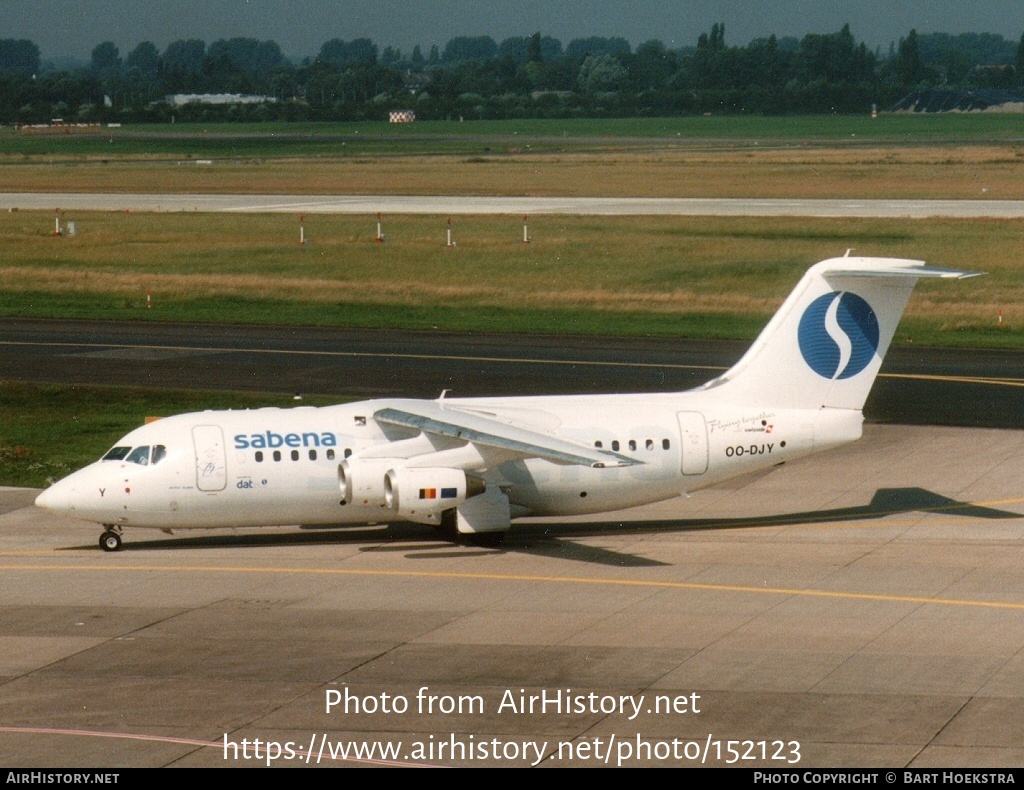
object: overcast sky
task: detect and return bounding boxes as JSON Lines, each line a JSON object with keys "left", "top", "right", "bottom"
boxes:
{"left": 7, "top": 0, "right": 1024, "bottom": 61}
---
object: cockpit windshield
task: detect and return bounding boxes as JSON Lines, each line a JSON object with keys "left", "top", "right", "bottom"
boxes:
{"left": 102, "top": 445, "right": 167, "bottom": 465}
{"left": 125, "top": 446, "right": 151, "bottom": 465}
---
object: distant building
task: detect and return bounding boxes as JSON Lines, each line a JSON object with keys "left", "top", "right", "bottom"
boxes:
{"left": 389, "top": 110, "right": 416, "bottom": 123}
{"left": 530, "top": 90, "right": 573, "bottom": 100}
{"left": 892, "top": 88, "right": 1024, "bottom": 112}
{"left": 16, "top": 120, "right": 103, "bottom": 135}
{"left": 166, "top": 94, "right": 277, "bottom": 106}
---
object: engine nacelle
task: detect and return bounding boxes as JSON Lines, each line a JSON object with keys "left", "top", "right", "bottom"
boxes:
{"left": 384, "top": 467, "right": 486, "bottom": 523}
{"left": 338, "top": 458, "right": 397, "bottom": 507}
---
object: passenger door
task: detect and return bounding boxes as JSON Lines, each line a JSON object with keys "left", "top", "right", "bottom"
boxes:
{"left": 676, "top": 412, "right": 708, "bottom": 475}
{"left": 193, "top": 425, "right": 227, "bottom": 491}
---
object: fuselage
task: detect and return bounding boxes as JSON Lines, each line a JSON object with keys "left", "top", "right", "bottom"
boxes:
{"left": 35, "top": 392, "right": 861, "bottom": 532}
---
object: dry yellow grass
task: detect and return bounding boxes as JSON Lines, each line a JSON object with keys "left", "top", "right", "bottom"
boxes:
{"left": 3, "top": 145, "right": 1024, "bottom": 199}
{"left": 1, "top": 211, "right": 1020, "bottom": 336}
{"left": 0, "top": 266, "right": 786, "bottom": 315}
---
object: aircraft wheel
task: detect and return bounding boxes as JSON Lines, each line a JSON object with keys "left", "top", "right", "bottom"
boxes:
{"left": 99, "top": 530, "right": 122, "bottom": 552}
{"left": 464, "top": 531, "right": 506, "bottom": 548}
{"left": 432, "top": 509, "right": 459, "bottom": 542}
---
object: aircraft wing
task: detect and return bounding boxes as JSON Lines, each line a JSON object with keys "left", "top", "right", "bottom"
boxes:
{"left": 373, "top": 403, "right": 641, "bottom": 468}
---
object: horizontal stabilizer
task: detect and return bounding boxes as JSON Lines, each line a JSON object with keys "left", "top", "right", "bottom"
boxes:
{"left": 375, "top": 402, "right": 641, "bottom": 468}
{"left": 825, "top": 266, "right": 983, "bottom": 279}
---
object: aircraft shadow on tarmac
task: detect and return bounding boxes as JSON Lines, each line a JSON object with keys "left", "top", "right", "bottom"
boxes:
{"left": 57, "top": 487, "right": 1022, "bottom": 568}
{"left": 523, "top": 486, "right": 1022, "bottom": 540}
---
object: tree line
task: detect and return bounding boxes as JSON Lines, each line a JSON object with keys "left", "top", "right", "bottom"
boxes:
{"left": 2, "top": 24, "right": 1023, "bottom": 124}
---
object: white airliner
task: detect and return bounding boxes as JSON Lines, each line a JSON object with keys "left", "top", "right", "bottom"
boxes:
{"left": 36, "top": 256, "right": 977, "bottom": 551}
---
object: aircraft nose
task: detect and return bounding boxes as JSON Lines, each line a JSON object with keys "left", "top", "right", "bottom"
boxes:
{"left": 35, "top": 481, "right": 74, "bottom": 514}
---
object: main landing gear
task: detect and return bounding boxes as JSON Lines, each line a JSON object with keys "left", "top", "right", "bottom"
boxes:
{"left": 99, "top": 527, "right": 123, "bottom": 552}
{"left": 432, "top": 510, "right": 506, "bottom": 547}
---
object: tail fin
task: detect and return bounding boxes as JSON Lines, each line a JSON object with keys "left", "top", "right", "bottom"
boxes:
{"left": 702, "top": 256, "right": 980, "bottom": 411}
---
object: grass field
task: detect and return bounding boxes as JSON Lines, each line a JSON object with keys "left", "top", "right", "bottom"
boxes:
{"left": 3, "top": 117, "right": 1022, "bottom": 488}
{"left": 4, "top": 145, "right": 1024, "bottom": 199}
{"left": 1, "top": 116, "right": 1022, "bottom": 347}
{"left": 0, "top": 210, "right": 1016, "bottom": 346}
{"left": 6, "top": 118, "right": 1024, "bottom": 200}
{"left": 4, "top": 115, "right": 1024, "bottom": 198}
{"left": 7, "top": 114, "right": 1024, "bottom": 157}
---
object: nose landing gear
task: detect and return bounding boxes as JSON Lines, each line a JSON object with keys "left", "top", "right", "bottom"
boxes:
{"left": 99, "top": 527, "right": 122, "bottom": 552}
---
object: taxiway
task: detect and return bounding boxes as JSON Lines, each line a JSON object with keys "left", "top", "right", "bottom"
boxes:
{"left": 3, "top": 192, "right": 1023, "bottom": 767}
{"left": 2, "top": 422, "right": 1024, "bottom": 767}
{"left": 2, "top": 318, "right": 1023, "bottom": 429}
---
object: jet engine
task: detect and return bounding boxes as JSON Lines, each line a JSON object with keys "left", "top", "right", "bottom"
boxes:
{"left": 383, "top": 467, "right": 486, "bottom": 523}
{"left": 338, "top": 458, "right": 396, "bottom": 507}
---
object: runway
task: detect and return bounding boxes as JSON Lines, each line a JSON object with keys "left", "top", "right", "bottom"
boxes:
{"left": 5, "top": 192, "right": 1024, "bottom": 217}
{"left": 2, "top": 423, "right": 1024, "bottom": 767}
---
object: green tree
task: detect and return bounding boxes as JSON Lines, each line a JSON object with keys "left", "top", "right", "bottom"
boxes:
{"left": 498, "top": 36, "right": 531, "bottom": 62}
{"left": 628, "top": 40, "right": 675, "bottom": 91}
{"left": 711, "top": 22, "right": 725, "bottom": 50}
{"left": 125, "top": 42, "right": 159, "bottom": 81}
{"left": 895, "top": 29, "right": 927, "bottom": 85}
{"left": 121, "top": 42, "right": 161, "bottom": 109}
{"left": 161, "top": 39, "right": 206, "bottom": 92}
{"left": 318, "top": 38, "right": 378, "bottom": 67}
{"left": 577, "top": 53, "right": 627, "bottom": 92}
{"left": 796, "top": 24, "right": 873, "bottom": 83}
{"left": 442, "top": 36, "right": 498, "bottom": 63}
{"left": 91, "top": 41, "right": 121, "bottom": 80}
{"left": 566, "top": 36, "right": 630, "bottom": 59}
{"left": 1016, "top": 32, "right": 1024, "bottom": 83}
{"left": 208, "top": 38, "right": 284, "bottom": 88}
{"left": 0, "top": 39, "right": 40, "bottom": 75}
{"left": 528, "top": 32, "right": 544, "bottom": 63}
{"left": 410, "top": 45, "right": 425, "bottom": 70}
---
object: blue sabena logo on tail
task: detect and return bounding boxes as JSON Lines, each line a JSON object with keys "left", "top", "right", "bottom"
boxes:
{"left": 798, "top": 292, "right": 880, "bottom": 379}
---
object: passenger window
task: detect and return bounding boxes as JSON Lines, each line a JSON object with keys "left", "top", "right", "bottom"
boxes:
{"left": 594, "top": 441, "right": 603, "bottom": 449}
{"left": 612, "top": 440, "right": 619, "bottom": 451}
{"left": 102, "top": 446, "right": 132, "bottom": 461}
{"left": 151, "top": 445, "right": 167, "bottom": 465}
{"left": 628, "top": 440, "right": 636, "bottom": 451}
{"left": 273, "top": 450, "right": 281, "bottom": 462}
{"left": 309, "top": 449, "right": 317, "bottom": 461}
{"left": 663, "top": 439, "right": 670, "bottom": 450}
{"left": 646, "top": 439, "right": 653, "bottom": 451}
{"left": 255, "top": 451, "right": 264, "bottom": 463}
{"left": 344, "top": 448, "right": 352, "bottom": 458}
{"left": 291, "top": 450, "right": 299, "bottom": 461}
{"left": 125, "top": 446, "right": 150, "bottom": 465}
{"left": 327, "top": 449, "right": 336, "bottom": 460}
